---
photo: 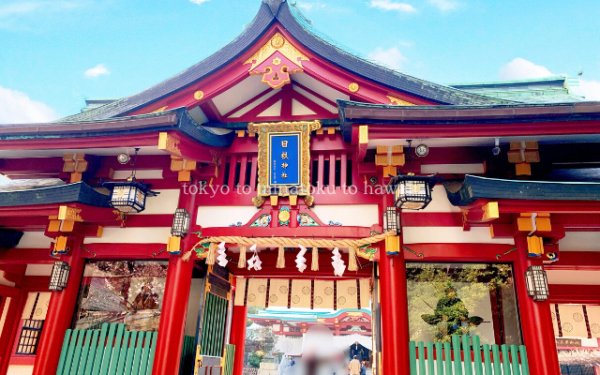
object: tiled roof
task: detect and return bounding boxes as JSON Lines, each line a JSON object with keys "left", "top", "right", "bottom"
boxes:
{"left": 58, "top": 0, "right": 509, "bottom": 123}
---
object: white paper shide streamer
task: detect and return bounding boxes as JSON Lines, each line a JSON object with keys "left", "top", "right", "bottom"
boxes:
{"left": 216, "top": 241, "right": 227, "bottom": 267}
{"left": 247, "top": 244, "right": 262, "bottom": 271}
{"left": 331, "top": 247, "right": 346, "bottom": 277}
{"left": 296, "top": 244, "right": 308, "bottom": 273}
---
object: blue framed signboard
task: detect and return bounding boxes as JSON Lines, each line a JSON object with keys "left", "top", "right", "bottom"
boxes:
{"left": 268, "top": 132, "right": 301, "bottom": 186}
{"left": 248, "top": 120, "right": 321, "bottom": 205}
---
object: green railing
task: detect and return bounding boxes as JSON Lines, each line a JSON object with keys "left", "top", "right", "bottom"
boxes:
{"left": 179, "top": 335, "right": 195, "bottom": 375}
{"left": 409, "top": 335, "right": 530, "bottom": 375}
{"left": 223, "top": 344, "right": 236, "bottom": 375}
{"left": 56, "top": 323, "right": 157, "bottom": 375}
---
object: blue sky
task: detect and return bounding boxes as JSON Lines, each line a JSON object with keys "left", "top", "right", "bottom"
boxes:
{"left": 1, "top": 0, "right": 599, "bottom": 124}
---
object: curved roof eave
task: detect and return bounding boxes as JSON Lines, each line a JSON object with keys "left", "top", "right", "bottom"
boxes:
{"left": 1, "top": 107, "right": 235, "bottom": 148}
{"left": 60, "top": 0, "right": 509, "bottom": 123}
{"left": 444, "top": 175, "right": 600, "bottom": 207}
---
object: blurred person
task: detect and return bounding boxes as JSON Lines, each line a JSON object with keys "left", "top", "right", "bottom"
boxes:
{"left": 360, "top": 362, "right": 366, "bottom": 375}
{"left": 348, "top": 356, "right": 361, "bottom": 375}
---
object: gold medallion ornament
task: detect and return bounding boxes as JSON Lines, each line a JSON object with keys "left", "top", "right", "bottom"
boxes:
{"left": 348, "top": 82, "right": 360, "bottom": 92}
{"left": 193, "top": 90, "right": 204, "bottom": 100}
{"left": 278, "top": 209, "right": 291, "bottom": 224}
{"left": 271, "top": 34, "right": 285, "bottom": 48}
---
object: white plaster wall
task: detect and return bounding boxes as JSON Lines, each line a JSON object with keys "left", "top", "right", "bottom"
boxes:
{"left": 417, "top": 187, "right": 461, "bottom": 213}
{"left": 25, "top": 264, "right": 53, "bottom": 276}
{"left": 138, "top": 189, "right": 180, "bottom": 215}
{"left": 0, "top": 297, "right": 11, "bottom": 340}
{"left": 559, "top": 232, "right": 600, "bottom": 252}
{"left": 0, "top": 271, "right": 16, "bottom": 287}
{"left": 421, "top": 163, "right": 485, "bottom": 174}
{"left": 197, "top": 206, "right": 260, "bottom": 227}
{"left": 7, "top": 366, "right": 33, "bottom": 375}
{"left": 311, "top": 204, "right": 378, "bottom": 227}
{"left": 403, "top": 226, "right": 515, "bottom": 245}
{"left": 16, "top": 232, "right": 52, "bottom": 249}
{"left": 546, "top": 270, "right": 600, "bottom": 285}
{"left": 185, "top": 279, "right": 204, "bottom": 337}
{"left": 113, "top": 169, "right": 164, "bottom": 180}
{"left": 83, "top": 227, "right": 171, "bottom": 244}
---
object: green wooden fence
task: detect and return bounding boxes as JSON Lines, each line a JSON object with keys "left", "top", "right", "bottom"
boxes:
{"left": 178, "top": 335, "right": 195, "bottom": 375}
{"left": 409, "top": 335, "right": 530, "bottom": 375}
{"left": 56, "top": 323, "right": 157, "bottom": 375}
{"left": 223, "top": 344, "right": 236, "bottom": 375}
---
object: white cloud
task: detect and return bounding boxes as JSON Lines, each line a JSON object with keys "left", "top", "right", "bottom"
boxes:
{"left": 579, "top": 79, "right": 600, "bottom": 101}
{"left": 84, "top": 63, "right": 110, "bottom": 78}
{"left": 368, "top": 46, "right": 407, "bottom": 70}
{"left": 0, "top": 1, "right": 91, "bottom": 29}
{"left": 429, "top": 0, "right": 457, "bottom": 11}
{"left": 190, "top": 0, "right": 210, "bottom": 4}
{"left": 399, "top": 40, "right": 414, "bottom": 47}
{"left": 0, "top": 2, "right": 42, "bottom": 19}
{"left": 499, "top": 58, "right": 600, "bottom": 101}
{"left": 0, "top": 85, "right": 58, "bottom": 124}
{"left": 499, "top": 58, "right": 554, "bottom": 80}
{"left": 297, "top": 3, "right": 313, "bottom": 10}
{"left": 370, "top": 0, "right": 417, "bottom": 13}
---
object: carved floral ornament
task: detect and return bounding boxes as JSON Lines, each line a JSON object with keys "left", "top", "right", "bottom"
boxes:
{"left": 245, "top": 33, "right": 310, "bottom": 89}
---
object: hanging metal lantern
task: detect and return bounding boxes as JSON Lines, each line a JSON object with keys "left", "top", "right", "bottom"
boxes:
{"left": 49, "top": 261, "right": 70, "bottom": 291}
{"left": 525, "top": 265, "right": 549, "bottom": 301}
{"left": 388, "top": 174, "right": 438, "bottom": 210}
{"left": 103, "top": 179, "right": 158, "bottom": 213}
{"left": 382, "top": 207, "right": 401, "bottom": 235}
{"left": 171, "top": 208, "right": 191, "bottom": 237}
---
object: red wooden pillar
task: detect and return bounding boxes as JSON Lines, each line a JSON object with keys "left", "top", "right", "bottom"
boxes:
{"left": 230, "top": 305, "right": 248, "bottom": 375}
{"left": 151, "top": 181, "right": 197, "bottom": 375}
{"left": 378, "top": 195, "right": 410, "bottom": 375}
{"left": 513, "top": 235, "right": 560, "bottom": 375}
{"left": 0, "top": 284, "right": 26, "bottom": 375}
{"left": 32, "top": 237, "right": 86, "bottom": 375}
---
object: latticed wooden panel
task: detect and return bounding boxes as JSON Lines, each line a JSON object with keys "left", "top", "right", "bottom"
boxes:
{"left": 200, "top": 292, "right": 228, "bottom": 357}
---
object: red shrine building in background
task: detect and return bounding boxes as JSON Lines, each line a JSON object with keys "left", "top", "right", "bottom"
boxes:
{"left": 1, "top": 1, "right": 599, "bottom": 375}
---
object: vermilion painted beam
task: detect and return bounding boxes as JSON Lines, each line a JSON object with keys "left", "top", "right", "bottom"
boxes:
{"left": 201, "top": 225, "right": 372, "bottom": 239}
{"left": 0, "top": 157, "right": 64, "bottom": 179}
{"left": 552, "top": 214, "right": 600, "bottom": 229}
{"left": 545, "top": 251, "right": 600, "bottom": 271}
{"left": 464, "top": 199, "right": 600, "bottom": 214}
{"left": 81, "top": 243, "right": 169, "bottom": 259}
{"left": 402, "top": 212, "right": 463, "bottom": 227}
{"left": 403, "top": 243, "right": 518, "bottom": 262}
{"left": 0, "top": 249, "right": 55, "bottom": 264}
{"left": 20, "top": 276, "right": 51, "bottom": 291}
{"left": 0, "top": 132, "right": 158, "bottom": 151}
{"left": 548, "top": 284, "right": 600, "bottom": 304}
{"left": 199, "top": 100, "right": 225, "bottom": 123}
{"left": 0, "top": 216, "right": 48, "bottom": 231}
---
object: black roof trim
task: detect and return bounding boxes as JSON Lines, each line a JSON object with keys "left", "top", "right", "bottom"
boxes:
{"left": 337, "top": 99, "right": 600, "bottom": 141}
{"left": 60, "top": 1, "right": 507, "bottom": 123}
{"left": 445, "top": 175, "right": 600, "bottom": 207}
{"left": 0, "top": 182, "right": 112, "bottom": 208}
